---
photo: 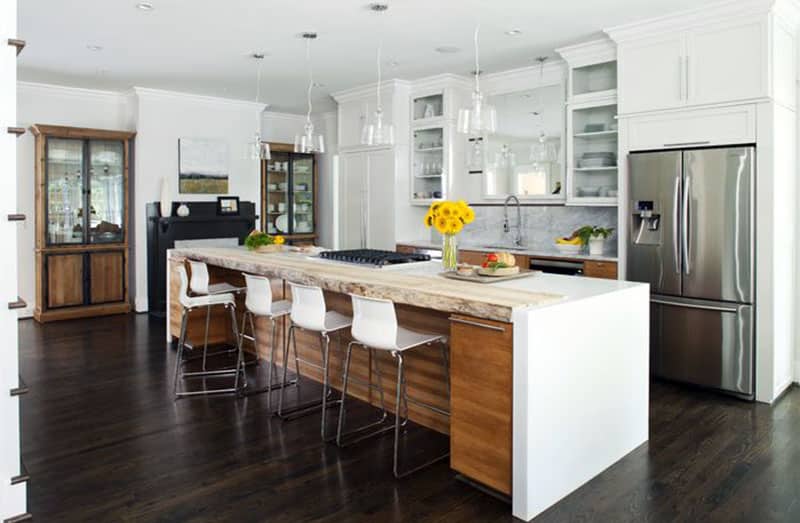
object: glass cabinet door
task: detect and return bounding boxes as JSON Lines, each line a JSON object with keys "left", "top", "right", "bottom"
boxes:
{"left": 266, "top": 152, "right": 291, "bottom": 235}
{"left": 291, "top": 154, "right": 314, "bottom": 235}
{"left": 88, "top": 140, "right": 125, "bottom": 243}
{"left": 46, "top": 138, "right": 85, "bottom": 245}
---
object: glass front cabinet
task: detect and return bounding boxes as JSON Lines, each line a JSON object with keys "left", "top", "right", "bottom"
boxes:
{"left": 32, "top": 125, "right": 134, "bottom": 322}
{"left": 261, "top": 143, "right": 317, "bottom": 243}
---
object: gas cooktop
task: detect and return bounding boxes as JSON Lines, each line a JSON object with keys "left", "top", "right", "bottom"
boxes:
{"left": 317, "top": 249, "right": 431, "bottom": 267}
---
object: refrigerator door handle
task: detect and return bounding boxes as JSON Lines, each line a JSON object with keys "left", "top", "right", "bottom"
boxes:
{"left": 672, "top": 175, "right": 681, "bottom": 273}
{"left": 682, "top": 175, "right": 692, "bottom": 275}
{"left": 651, "top": 298, "right": 738, "bottom": 314}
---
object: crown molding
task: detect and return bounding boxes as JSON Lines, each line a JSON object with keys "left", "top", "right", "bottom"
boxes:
{"left": 409, "top": 73, "right": 472, "bottom": 92}
{"left": 132, "top": 86, "right": 268, "bottom": 110}
{"left": 331, "top": 78, "right": 412, "bottom": 103}
{"left": 482, "top": 60, "right": 566, "bottom": 94}
{"left": 556, "top": 38, "right": 616, "bottom": 67}
{"left": 262, "top": 111, "right": 306, "bottom": 123}
{"left": 605, "top": 0, "right": 777, "bottom": 43}
{"left": 17, "top": 81, "right": 127, "bottom": 102}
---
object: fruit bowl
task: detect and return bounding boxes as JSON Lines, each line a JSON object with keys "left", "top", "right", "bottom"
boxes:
{"left": 555, "top": 243, "right": 582, "bottom": 255}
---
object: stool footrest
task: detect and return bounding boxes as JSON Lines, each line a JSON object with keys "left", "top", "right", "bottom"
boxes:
{"left": 276, "top": 397, "right": 341, "bottom": 421}
{"left": 182, "top": 368, "right": 242, "bottom": 378}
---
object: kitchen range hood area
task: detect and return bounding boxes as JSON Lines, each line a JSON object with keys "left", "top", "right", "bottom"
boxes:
{"left": 4, "top": 0, "right": 800, "bottom": 522}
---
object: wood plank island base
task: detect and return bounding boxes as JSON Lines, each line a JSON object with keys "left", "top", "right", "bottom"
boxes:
{"left": 167, "top": 247, "right": 650, "bottom": 521}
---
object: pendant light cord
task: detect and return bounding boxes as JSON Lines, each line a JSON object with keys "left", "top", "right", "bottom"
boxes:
{"left": 473, "top": 25, "right": 481, "bottom": 92}
{"left": 375, "top": 40, "right": 382, "bottom": 111}
{"left": 305, "top": 38, "right": 314, "bottom": 126}
{"left": 256, "top": 57, "right": 262, "bottom": 105}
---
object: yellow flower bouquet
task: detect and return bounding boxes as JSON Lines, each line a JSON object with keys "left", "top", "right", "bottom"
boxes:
{"left": 424, "top": 200, "right": 475, "bottom": 271}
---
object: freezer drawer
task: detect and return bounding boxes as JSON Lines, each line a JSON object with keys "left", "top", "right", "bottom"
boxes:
{"left": 650, "top": 296, "right": 753, "bottom": 397}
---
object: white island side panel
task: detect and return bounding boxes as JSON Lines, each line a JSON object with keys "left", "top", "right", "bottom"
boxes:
{"left": 511, "top": 283, "right": 650, "bottom": 521}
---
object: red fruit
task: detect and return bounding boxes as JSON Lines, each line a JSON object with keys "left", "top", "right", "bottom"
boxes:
{"left": 487, "top": 253, "right": 498, "bottom": 262}
{"left": 481, "top": 262, "right": 489, "bottom": 268}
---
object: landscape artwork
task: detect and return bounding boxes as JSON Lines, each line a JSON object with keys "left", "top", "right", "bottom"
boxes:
{"left": 178, "top": 138, "right": 229, "bottom": 194}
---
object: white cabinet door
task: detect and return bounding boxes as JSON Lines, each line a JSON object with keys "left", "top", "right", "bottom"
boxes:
{"left": 687, "top": 20, "right": 767, "bottom": 106}
{"left": 338, "top": 100, "right": 367, "bottom": 149}
{"left": 365, "top": 148, "right": 395, "bottom": 251}
{"left": 618, "top": 36, "right": 685, "bottom": 114}
{"left": 339, "top": 152, "right": 368, "bottom": 249}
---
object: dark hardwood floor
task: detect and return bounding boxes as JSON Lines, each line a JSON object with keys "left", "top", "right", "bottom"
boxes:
{"left": 18, "top": 313, "right": 800, "bottom": 522}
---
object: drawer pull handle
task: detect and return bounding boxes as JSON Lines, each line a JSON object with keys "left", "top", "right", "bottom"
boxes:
{"left": 10, "top": 376, "right": 29, "bottom": 397}
{"left": 7, "top": 127, "right": 25, "bottom": 136}
{"left": 663, "top": 141, "right": 711, "bottom": 148}
{"left": 8, "top": 298, "right": 27, "bottom": 310}
{"left": 10, "top": 461, "right": 29, "bottom": 486}
{"left": 7, "top": 214, "right": 26, "bottom": 222}
{"left": 449, "top": 316, "right": 505, "bottom": 332}
{"left": 7, "top": 38, "right": 26, "bottom": 55}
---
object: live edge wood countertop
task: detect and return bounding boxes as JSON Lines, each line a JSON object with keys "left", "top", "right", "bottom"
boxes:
{"left": 170, "top": 247, "right": 563, "bottom": 322}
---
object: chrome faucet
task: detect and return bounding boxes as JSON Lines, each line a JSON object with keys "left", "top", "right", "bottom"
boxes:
{"left": 503, "top": 195, "right": 523, "bottom": 247}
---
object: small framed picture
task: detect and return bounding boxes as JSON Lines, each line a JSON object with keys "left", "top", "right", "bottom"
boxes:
{"left": 217, "top": 196, "right": 240, "bottom": 216}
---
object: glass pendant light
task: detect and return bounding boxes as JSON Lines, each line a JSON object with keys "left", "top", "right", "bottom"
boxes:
{"left": 249, "top": 53, "right": 271, "bottom": 160}
{"left": 495, "top": 143, "right": 516, "bottom": 169}
{"left": 361, "top": 3, "right": 394, "bottom": 146}
{"left": 466, "top": 137, "right": 485, "bottom": 173}
{"left": 294, "top": 33, "right": 325, "bottom": 153}
{"left": 457, "top": 25, "right": 497, "bottom": 136}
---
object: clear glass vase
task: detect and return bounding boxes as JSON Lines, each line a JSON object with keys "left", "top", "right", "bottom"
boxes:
{"left": 442, "top": 234, "right": 458, "bottom": 271}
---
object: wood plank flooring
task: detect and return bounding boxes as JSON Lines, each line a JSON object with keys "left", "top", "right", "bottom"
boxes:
{"left": 18, "top": 313, "right": 800, "bottom": 522}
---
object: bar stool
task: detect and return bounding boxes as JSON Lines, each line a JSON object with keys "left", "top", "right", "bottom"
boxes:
{"left": 277, "top": 282, "right": 352, "bottom": 440}
{"left": 187, "top": 259, "right": 246, "bottom": 371}
{"left": 173, "top": 265, "right": 245, "bottom": 399}
{"left": 238, "top": 273, "right": 295, "bottom": 407}
{"left": 336, "top": 294, "right": 450, "bottom": 478}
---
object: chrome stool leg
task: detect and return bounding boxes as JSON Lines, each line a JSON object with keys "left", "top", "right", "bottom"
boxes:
{"left": 174, "top": 303, "right": 247, "bottom": 399}
{"left": 336, "top": 344, "right": 393, "bottom": 447}
{"left": 276, "top": 324, "right": 341, "bottom": 426}
{"left": 243, "top": 314, "right": 298, "bottom": 402}
{"left": 172, "top": 309, "right": 189, "bottom": 398}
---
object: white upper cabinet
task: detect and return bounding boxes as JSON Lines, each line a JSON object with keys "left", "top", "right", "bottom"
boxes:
{"left": 608, "top": 4, "right": 788, "bottom": 115}
{"left": 687, "top": 20, "right": 767, "bottom": 106}
{"left": 337, "top": 99, "right": 368, "bottom": 149}
{"left": 617, "top": 36, "right": 685, "bottom": 114}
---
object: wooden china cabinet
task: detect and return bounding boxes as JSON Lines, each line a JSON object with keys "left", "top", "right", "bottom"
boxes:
{"left": 260, "top": 142, "right": 318, "bottom": 245}
{"left": 31, "top": 124, "right": 135, "bottom": 322}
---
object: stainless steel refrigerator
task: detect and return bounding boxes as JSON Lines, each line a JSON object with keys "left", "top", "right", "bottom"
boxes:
{"left": 627, "top": 146, "right": 755, "bottom": 398}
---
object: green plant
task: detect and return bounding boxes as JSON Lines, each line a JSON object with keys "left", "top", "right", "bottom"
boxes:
{"left": 576, "top": 225, "right": 614, "bottom": 245}
{"left": 245, "top": 231, "right": 274, "bottom": 250}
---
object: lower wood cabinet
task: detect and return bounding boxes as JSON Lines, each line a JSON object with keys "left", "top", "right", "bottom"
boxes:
{"left": 36, "top": 248, "right": 130, "bottom": 322}
{"left": 583, "top": 260, "right": 618, "bottom": 279}
{"left": 46, "top": 253, "right": 84, "bottom": 308}
{"left": 90, "top": 251, "right": 125, "bottom": 304}
{"left": 449, "top": 314, "right": 513, "bottom": 496}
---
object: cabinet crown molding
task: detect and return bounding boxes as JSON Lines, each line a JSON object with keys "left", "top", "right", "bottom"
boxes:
{"left": 132, "top": 86, "right": 268, "bottom": 110}
{"left": 555, "top": 38, "right": 616, "bottom": 67}
{"left": 605, "top": 0, "right": 785, "bottom": 43}
{"left": 331, "top": 78, "right": 411, "bottom": 104}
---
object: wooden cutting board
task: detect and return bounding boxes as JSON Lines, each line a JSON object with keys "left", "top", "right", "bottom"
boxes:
{"left": 440, "top": 270, "right": 540, "bottom": 284}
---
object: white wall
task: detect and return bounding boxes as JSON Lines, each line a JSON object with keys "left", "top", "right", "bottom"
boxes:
{"left": 16, "top": 82, "right": 132, "bottom": 318}
{"left": 2, "top": 0, "right": 26, "bottom": 516}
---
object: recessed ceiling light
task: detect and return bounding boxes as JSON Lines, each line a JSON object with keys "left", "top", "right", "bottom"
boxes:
{"left": 388, "top": 60, "right": 400, "bottom": 68}
{"left": 136, "top": 2, "right": 154, "bottom": 10}
{"left": 299, "top": 32, "right": 318, "bottom": 39}
{"left": 368, "top": 3, "right": 389, "bottom": 12}
{"left": 505, "top": 29, "right": 523, "bottom": 36}
{"left": 86, "top": 44, "right": 103, "bottom": 51}
{"left": 435, "top": 46, "right": 460, "bottom": 54}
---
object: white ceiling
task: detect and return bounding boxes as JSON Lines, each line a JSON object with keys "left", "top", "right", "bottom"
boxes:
{"left": 19, "top": 0, "right": 718, "bottom": 113}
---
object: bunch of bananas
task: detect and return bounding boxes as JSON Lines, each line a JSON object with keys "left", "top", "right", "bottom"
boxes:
{"left": 555, "top": 229, "right": 583, "bottom": 246}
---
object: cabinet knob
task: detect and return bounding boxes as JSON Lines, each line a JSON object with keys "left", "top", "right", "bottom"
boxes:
{"left": 7, "top": 214, "right": 26, "bottom": 222}
{"left": 7, "top": 127, "right": 25, "bottom": 137}
{"left": 8, "top": 297, "right": 27, "bottom": 310}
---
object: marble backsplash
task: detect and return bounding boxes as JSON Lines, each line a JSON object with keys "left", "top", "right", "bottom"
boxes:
{"left": 431, "top": 205, "right": 618, "bottom": 253}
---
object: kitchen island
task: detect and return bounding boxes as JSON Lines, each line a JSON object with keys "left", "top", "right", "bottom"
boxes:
{"left": 166, "top": 247, "right": 649, "bottom": 521}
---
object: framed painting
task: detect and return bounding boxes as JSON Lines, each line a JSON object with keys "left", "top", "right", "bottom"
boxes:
{"left": 178, "top": 138, "right": 229, "bottom": 194}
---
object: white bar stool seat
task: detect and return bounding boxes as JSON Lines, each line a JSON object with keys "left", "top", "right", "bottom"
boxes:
{"left": 336, "top": 294, "right": 450, "bottom": 478}
{"left": 186, "top": 260, "right": 247, "bottom": 371}
{"left": 277, "top": 282, "right": 352, "bottom": 441}
{"left": 238, "top": 273, "right": 295, "bottom": 406}
{"left": 172, "top": 265, "right": 245, "bottom": 399}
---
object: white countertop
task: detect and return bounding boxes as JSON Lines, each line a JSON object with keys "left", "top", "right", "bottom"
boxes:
{"left": 397, "top": 239, "right": 619, "bottom": 262}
